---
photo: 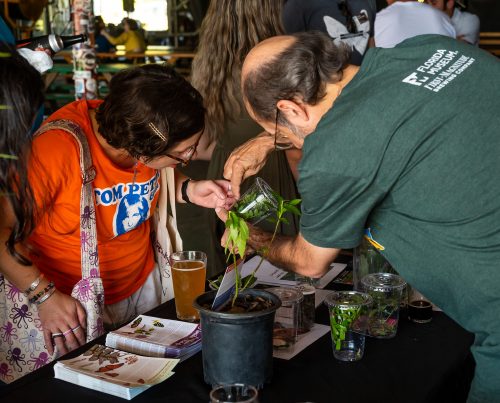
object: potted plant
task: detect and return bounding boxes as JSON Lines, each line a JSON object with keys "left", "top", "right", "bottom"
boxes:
{"left": 194, "top": 178, "right": 301, "bottom": 387}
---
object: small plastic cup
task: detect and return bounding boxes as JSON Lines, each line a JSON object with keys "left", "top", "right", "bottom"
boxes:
{"left": 210, "top": 384, "right": 259, "bottom": 403}
{"left": 267, "top": 287, "right": 303, "bottom": 351}
{"left": 324, "top": 291, "right": 372, "bottom": 362}
{"left": 361, "top": 273, "right": 407, "bottom": 338}
{"left": 295, "top": 283, "right": 316, "bottom": 333}
{"left": 231, "top": 177, "right": 278, "bottom": 224}
{"left": 407, "top": 286, "right": 433, "bottom": 324}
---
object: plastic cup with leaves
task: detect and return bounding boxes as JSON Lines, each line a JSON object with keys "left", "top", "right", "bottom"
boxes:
{"left": 231, "top": 177, "right": 278, "bottom": 225}
{"left": 361, "top": 272, "right": 407, "bottom": 339}
{"left": 324, "top": 291, "right": 372, "bottom": 362}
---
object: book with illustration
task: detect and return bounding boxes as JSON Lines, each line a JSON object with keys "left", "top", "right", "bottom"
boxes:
{"left": 105, "top": 315, "right": 202, "bottom": 360}
{"left": 54, "top": 344, "right": 178, "bottom": 399}
{"left": 54, "top": 315, "right": 201, "bottom": 399}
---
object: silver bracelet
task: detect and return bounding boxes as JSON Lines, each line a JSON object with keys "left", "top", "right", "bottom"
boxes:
{"left": 35, "top": 287, "right": 56, "bottom": 306}
{"left": 23, "top": 273, "right": 45, "bottom": 296}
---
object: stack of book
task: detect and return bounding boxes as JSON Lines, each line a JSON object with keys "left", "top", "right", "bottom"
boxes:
{"left": 105, "top": 315, "right": 202, "bottom": 361}
{"left": 54, "top": 315, "right": 202, "bottom": 399}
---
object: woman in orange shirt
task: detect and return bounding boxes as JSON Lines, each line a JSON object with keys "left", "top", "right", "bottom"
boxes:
{"left": 0, "top": 64, "right": 233, "bottom": 369}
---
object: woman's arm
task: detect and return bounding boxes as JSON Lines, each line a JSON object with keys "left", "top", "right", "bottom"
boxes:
{"left": 101, "top": 30, "right": 127, "bottom": 46}
{"left": 0, "top": 199, "right": 87, "bottom": 355}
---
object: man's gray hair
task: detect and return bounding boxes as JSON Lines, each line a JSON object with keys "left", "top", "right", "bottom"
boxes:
{"left": 243, "top": 31, "right": 351, "bottom": 124}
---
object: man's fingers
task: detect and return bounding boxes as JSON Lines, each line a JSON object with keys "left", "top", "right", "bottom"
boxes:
{"left": 230, "top": 162, "right": 249, "bottom": 199}
{"left": 215, "top": 207, "right": 228, "bottom": 222}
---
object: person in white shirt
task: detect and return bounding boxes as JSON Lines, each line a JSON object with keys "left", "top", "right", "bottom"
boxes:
{"left": 427, "top": 0, "right": 480, "bottom": 45}
{"left": 374, "top": 0, "right": 456, "bottom": 48}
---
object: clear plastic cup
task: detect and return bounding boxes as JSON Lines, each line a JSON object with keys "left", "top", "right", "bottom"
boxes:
{"left": 210, "top": 384, "right": 259, "bottom": 403}
{"left": 231, "top": 177, "right": 278, "bottom": 224}
{"left": 324, "top": 291, "right": 372, "bottom": 362}
{"left": 267, "top": 287, "right": 303, "bottom": 352}
{"left": 361, "top": 272, "right": 407, "bottom": 338}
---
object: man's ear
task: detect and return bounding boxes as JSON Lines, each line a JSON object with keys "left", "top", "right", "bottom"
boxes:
{"left": 276, "top": 100, "right": 309, "bottom": 125}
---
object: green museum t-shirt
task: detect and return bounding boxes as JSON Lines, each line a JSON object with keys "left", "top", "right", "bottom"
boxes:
{"left": 298, "top": 35, "right": 500, "bottom": 400}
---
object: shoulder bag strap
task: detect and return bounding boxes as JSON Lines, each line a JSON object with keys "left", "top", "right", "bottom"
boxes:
{"left": 34, "top": 119, "right": 99, "bottom": 279}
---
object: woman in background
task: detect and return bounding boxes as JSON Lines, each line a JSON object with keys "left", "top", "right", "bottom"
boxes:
{"left": 190, "top": 0, "right": 299, "bottom": 277}
{"left": 100, "top": 18, "right": 146, "bottom": 54}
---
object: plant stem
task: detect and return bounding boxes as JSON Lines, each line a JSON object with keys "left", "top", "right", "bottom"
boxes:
{"left": 242, "top": 204, "right": 283, "bottom": 290}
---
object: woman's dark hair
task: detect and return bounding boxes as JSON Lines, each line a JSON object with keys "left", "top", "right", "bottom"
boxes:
{"left": 96, "top": 64, "right": 205, "bottom": 162}
{"left": 124, "top": 18, "right": 139, "bottom": 31}
{"left": 0, "top": 43, "right": 44, "bottom": 264}
{"left": 243, "top": 31, "right": 351, "bottom": 124}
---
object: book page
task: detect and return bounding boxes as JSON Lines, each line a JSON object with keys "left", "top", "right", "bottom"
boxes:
{"left": 107, "top": 315, "right": 201, "bottom": 356}
{"left": 241, "top": 256, "right": 346, "bottom": 289}
{"left": 57, "top": 344, "right": 179, "bottom": 387}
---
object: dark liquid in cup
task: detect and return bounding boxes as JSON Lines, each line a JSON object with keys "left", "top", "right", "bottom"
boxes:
{"left": 408, "top": 300, "right": 433, "bottom": 323}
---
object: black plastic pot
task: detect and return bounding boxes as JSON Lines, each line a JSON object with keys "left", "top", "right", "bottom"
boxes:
{"left": 194, "top": 289, "right": 281, "bottom": 388}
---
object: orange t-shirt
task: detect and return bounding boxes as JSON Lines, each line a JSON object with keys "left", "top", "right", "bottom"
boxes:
{"left": 28, "top": 100, "right": 160, "bottom": 304}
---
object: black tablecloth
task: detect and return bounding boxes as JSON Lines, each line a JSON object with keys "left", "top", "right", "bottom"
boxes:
{"left": 1, "top": 267, "right": 475, "bottom": 403}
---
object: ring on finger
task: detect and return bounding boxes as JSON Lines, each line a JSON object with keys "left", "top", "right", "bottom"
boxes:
{"left": 51, "top": 333, "right": 64, "bottom": 339}
{"left": 62, "top": 325, "right": 81, "bottom": 337}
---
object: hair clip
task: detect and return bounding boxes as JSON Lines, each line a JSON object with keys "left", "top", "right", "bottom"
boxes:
{"left": 148, "top": 122, "right": 168, "bottom": 142}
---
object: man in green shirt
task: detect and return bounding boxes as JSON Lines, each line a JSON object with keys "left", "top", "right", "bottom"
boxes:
{"left": 220, "top": 32, "right": 500, "bottom": 402}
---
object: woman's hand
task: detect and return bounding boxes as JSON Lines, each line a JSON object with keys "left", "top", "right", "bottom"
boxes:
{"left": 37, "top": 290, "right": 87, "bottom": 356}
{"left": 188, "top": 179, "right": 235, "bottom": 209}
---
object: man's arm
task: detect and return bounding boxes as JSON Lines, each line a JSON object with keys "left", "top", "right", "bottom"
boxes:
{"left": 243, "top": 224, "right": 340, "bottom": 278}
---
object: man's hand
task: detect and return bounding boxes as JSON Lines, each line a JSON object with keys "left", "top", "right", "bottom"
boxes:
{"left": 189, "top": 180, "right": 235, "bottom": 209}
{"left": 37, "top": 291, "right": 87, "bottom": 355}
{"left": 223, "top": 132, "right": 275, "bottom": 199}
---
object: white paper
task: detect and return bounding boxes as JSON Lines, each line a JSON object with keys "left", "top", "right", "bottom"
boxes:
{"left": 241, "top": 256, "right": 346, "bottom": 289}
{"left": 273, "top": 324, "right": 331, "bottom": 360}
{"left": 314, "top": 289, "right": 335, "bottom": 308}
{"left": 212, "top": 259, "right": 244, "bottom": 309}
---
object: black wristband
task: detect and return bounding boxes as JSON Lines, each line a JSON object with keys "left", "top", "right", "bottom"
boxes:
{"left": 181, "top": 178, "right": 192, "bottom": 204}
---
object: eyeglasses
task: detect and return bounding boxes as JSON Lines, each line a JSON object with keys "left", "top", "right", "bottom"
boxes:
{"left": 273, "top": 109, "right": 294, "bottom": 151}
{"left": 338, "top": 0, "right": 357, "bottom": 34}
{"left": 165, "top": 130, "right": 203, "bottom": 167}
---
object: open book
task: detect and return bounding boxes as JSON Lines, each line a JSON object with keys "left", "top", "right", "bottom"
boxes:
{"left": 105, "top": 315, "right": 202, "bottom": 361}
{"left": 54, "top": 315, "right": 201, "bottom": 399}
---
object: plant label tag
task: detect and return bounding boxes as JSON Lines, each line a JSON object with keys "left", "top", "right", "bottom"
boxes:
{"left": 212, "top": 259, "right": 245, "bottom": 310}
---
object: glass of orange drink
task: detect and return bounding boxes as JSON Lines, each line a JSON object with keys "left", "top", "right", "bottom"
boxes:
{"left": 170, "top": 251, "right": 207, "bottom": 321}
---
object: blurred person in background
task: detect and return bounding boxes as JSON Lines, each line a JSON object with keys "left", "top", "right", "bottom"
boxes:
{"left": 282, "top": 0, "right": 377, "bottom": 65}
{"left": 427, "top": 0, "right": 480, "bottom": 45}
{"left": 100, "top": 18, "right": 146, "bottom": 54}
{"left": 189, "top": 0, "right": 299, "bottom": 277}
{"left": 375, "top": 0, "right": 456, "bottom": 48}
{"left": 94, "top": 16, "right": 115, "bottom": 53}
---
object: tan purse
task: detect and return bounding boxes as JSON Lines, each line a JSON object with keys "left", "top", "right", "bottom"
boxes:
{"left": 153, "top": 167, "right": 183, "bottom": 303}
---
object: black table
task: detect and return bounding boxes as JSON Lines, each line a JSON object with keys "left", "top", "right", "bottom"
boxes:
{"left": 1, "top": 269, "right": 475, "bottom": 403}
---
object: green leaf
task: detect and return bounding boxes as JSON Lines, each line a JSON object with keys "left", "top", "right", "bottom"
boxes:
{"left": 284, "top": 204, "right": 301, "bottom": 216}
{"left": 279, "top": 217, "right": 289, "bottom": 225}
{"left": 288, "top": 198, "right": 302, "bottom": 206}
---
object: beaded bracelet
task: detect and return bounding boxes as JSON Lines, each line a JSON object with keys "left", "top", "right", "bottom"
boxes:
{"left": 23, "top": 273, "right": 45, "bottom": 296}
{"left": 29, "top": 281, "right": 55, "bottom": 305}
{"left": 34, "top": 287, "right": 56, "bottom": 306}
